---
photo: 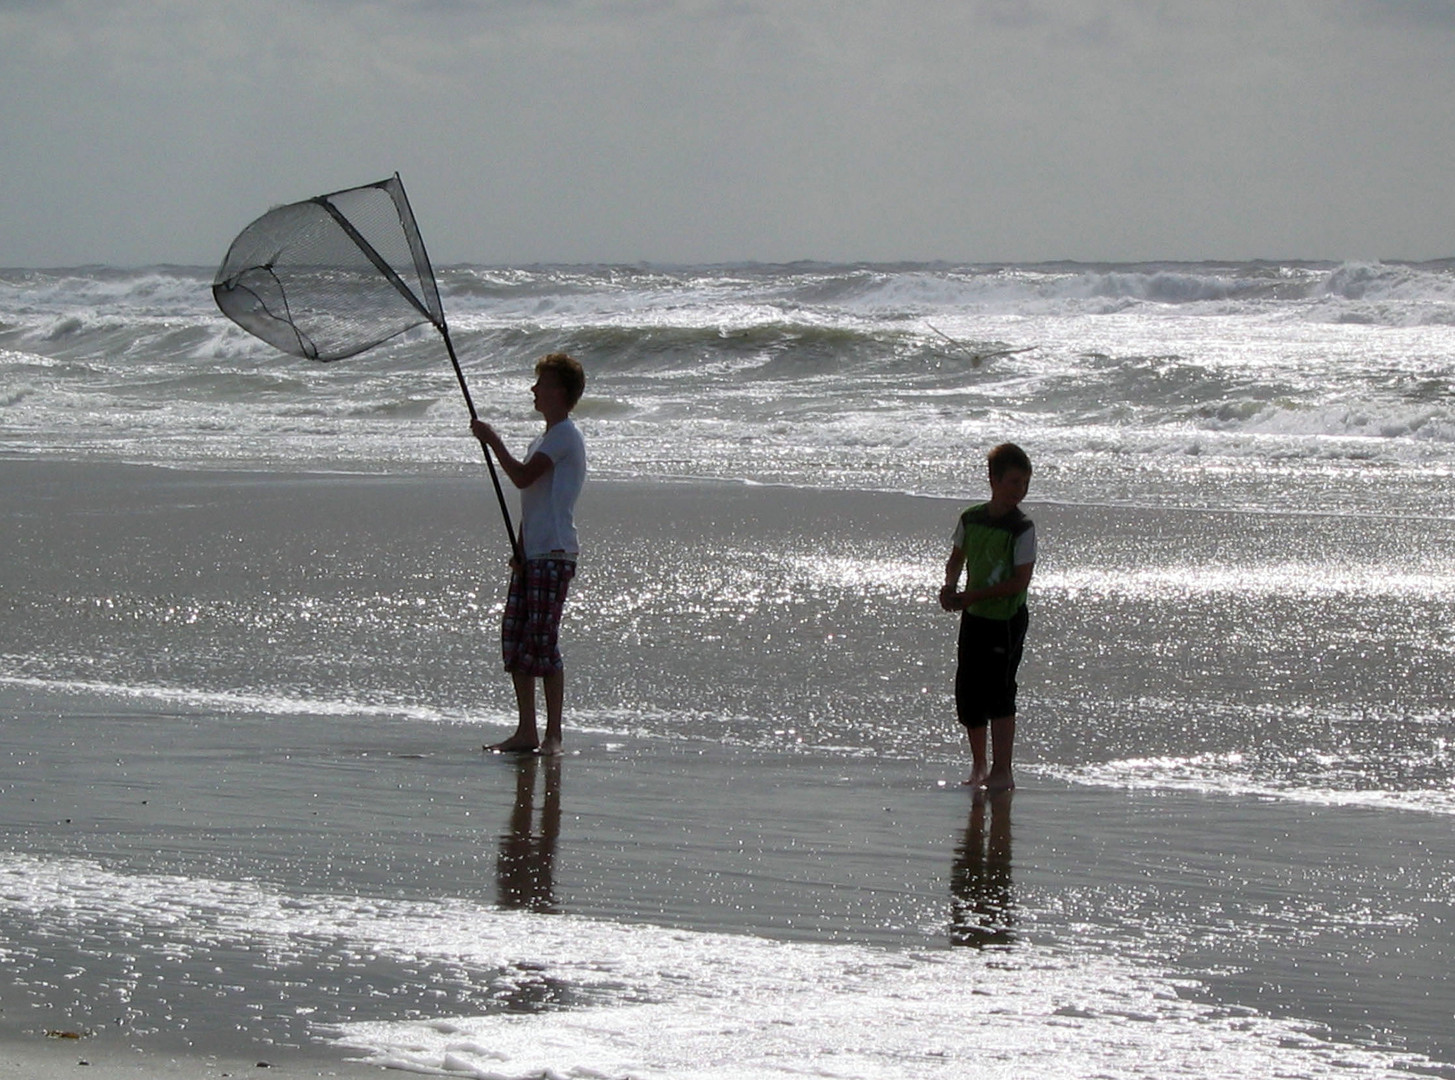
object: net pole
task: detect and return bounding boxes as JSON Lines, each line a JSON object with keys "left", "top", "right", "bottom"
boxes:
{"left": 440, "top": 328, "right": 523, "bottom": 566}
{"left": 376, "top": 175, "right": 523, "bottom": 566}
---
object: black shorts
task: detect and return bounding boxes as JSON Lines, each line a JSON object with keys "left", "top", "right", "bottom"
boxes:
{"left": 955, "top": 607, "right": 1028, "bottom": 730}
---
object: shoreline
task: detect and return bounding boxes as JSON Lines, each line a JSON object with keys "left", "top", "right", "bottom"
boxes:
{"left": 12, "top": 451, "right": 1453, "bottom": 525}
{"left": 4, "top": 456, "right": 1454, "bottom": 1076}
{"left": 5, "top": 678, "right": 1455, "bottom": 1073}
{"left": 0, "top": 1043, "right": 386, "bottom": 1080}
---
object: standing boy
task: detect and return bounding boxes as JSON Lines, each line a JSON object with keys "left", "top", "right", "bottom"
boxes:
{"left": 472, "top": 353, "right": 587, "bottom": 757}
{"left": 939, "top": 443, "right": 1036, "bottom": 791}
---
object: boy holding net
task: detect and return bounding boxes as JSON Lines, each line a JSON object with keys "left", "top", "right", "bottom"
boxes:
{"left": 472, "top": 354, "right": 587, "bottom": 756}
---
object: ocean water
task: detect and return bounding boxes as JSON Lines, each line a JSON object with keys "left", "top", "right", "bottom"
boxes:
{"left": 5, "top": 260, "right": 1455, "bottom": 514}
{"left": 4, "top": 260, "right": 1453, "bottom": 797}
{"left": 2, "top": 261, "right": 1455, "bottom": 1077}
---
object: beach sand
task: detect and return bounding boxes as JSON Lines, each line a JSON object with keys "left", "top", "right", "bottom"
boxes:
{"left": 5, "top": 680, "right": 1453, "bottom": 1075}
{"left": 3, "top": 460, "right": 1453, "bottom": 1076}
{"left": 0, "top": 1042, "right": 380, "bottom": 1080}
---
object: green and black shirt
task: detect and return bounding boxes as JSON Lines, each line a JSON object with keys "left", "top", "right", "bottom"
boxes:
{"left": 950, "top": 503, "right": 1036, "bottom": 620}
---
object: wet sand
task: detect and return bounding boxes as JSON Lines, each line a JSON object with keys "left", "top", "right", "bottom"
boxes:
{"left": 2, "top": 460, "right": 1453, "bottom": 1076}
{"left": 4, "top": 678, "right": 1454, "bottom": 1073}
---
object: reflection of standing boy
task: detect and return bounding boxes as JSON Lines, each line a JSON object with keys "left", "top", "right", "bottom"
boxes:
{"left": 939, "top": 444, "right": 1036, "bottom": 791}
{"left": 472, "top": 353, "right": 587, "bottom": 757}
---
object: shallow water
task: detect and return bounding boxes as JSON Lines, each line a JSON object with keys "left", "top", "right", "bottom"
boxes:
{"left": 5, "top": 261, "right": 1455, "bottom": 514}
{"left": 2, "top": 464, "right": 1453, "bottom": 1077}
{"left": 7, "top": 465, "right": 1451, "bottom": 815}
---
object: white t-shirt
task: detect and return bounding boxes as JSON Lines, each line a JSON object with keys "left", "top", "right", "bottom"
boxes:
{"left": 519, "top": 418, "right": 586, "bottom": 559}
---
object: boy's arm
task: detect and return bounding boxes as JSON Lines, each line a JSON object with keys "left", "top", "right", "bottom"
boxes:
{"left": 952, "top": 561, "right": 1034, "bottom": 610}
{"left": 472, "top": 420, "right": 553, "bottom": 489}
{"left": 938, "top": 547, "right": 966, "bottom": 611}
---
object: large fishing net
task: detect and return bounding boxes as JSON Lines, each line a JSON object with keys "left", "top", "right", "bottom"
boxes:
{"left": 214, "top": 173, "right": 519, "bottom": 558}
{"left": 213, "top": 174, "right": 445, "bottom": 362}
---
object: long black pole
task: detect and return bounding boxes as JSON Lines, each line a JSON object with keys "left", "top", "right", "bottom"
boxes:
{"left": 439, "top": 327, "right": 523, "bottom": 566}
{"left": 334, "top": 175, "right": 523, "bottom": 564}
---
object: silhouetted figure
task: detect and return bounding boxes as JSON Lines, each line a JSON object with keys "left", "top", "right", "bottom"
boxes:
{"left": 496, "top": 753, "right": 562, "bottom": 914}
{"left": 949, "top": 790, "right": 1016, "bottom": 948}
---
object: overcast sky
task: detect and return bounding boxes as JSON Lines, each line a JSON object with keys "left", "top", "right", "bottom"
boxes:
{"left": 2, "top": 0, "right": 1453, "bottom": 266}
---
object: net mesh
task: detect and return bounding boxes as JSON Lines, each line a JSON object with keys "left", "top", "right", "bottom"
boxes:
{"left": 213, "top": 175, "right": 446, "bottom": 362}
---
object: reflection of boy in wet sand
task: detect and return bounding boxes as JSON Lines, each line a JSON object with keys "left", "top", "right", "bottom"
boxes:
{"left": 472, "top": 354, "right": 587, "bottom": 757}
{"left": 939, "top": 443, "right": 1035, "bottom": 792}
{"left": 949, "top": 791, "right": 1014, "bottom": 948}
{"left": 497, "top": 754, "right": 561, "bottom": 914}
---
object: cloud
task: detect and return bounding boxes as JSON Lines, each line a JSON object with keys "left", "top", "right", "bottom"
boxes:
{"left": 2, "top": 0, "right": 1452, "bottom": 265}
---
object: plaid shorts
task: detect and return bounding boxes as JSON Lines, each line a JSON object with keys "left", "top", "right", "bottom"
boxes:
{"left": 501, "top": 557, "right": 576, "bottom": 677}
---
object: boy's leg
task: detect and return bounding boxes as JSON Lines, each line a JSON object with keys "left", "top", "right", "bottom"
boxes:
{"left": 963, "top": 724, "right": 989, "bottom": 787}
{"left": 984, "top": 713, "right": 1015, "bottom": 792}
{"left": 512, "top": 671, "right": 541, "bottom": 740}
{"left": 533, "top": 560, "right": 573, "bottom": 756}
{"left": 982, "top": 609, "right": 1026, "bottom": 792}
{"left": 490, "top": 561, "right": 539, "bottom": 751}
{"left": 486, "top": 672, "right": 542, "bottom": 752}
{"left": 490, "top": 558, "right": 573, "bottom": 753}
{"left": 956, "top": 614, "right": 992, "bottom": 786}
{"left": 539, "top": 669, "right": 565, "bottom": 756}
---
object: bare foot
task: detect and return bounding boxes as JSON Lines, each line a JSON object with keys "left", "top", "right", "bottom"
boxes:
{"left": 535, "top": 737, "right": 563, "bottom": 757}
{"left": 485, "top": 735, "right": 540, "bottom": 753}
{"left": 962, "top": 768, "right": 988, "bottom": 789}
{"left": 983, "top": 770, "right": 1015, "bottom": 793}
